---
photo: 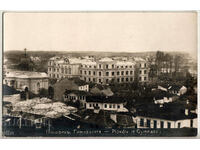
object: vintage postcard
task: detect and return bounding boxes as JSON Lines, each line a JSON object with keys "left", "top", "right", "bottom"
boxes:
{"left": 1, "top": 12, "right": 198, "bottom": 137}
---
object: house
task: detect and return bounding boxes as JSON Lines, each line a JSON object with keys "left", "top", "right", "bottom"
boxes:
{"left": 168, "top": 85, "right": 187, "bottom": 96}
{"left": 63, "top": 90, "right": 88, "bottom": 108}
{"left": 158, "top": 85, "right": 168, "bottom": 92}
{"left": 85, "top": 96, "right": 128, "bottom": 112}
{"left": 73, "top": 78, "right": 89, "bottom": 92}
{"left": 53, "top": 78, "right": 89, "bottom": 101}
{"left": 153, "top": 90, "right": 174, "bottom": 105}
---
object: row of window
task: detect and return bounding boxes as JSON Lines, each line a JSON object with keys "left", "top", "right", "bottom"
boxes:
{"left": 81, "top": 70, "right": 134, "bottom": 76}
{"left": 49, "top": 73, "right": 66, "bottom": 78}
{"left": 139, "top": 119, "right": 189, "bottom": 128}
{"left": 139, "top": 76, "right": 147, "bottom": 81}
{"left": 88, "top": 103, "right": 121, "bottom": 109}
{"left": 139, "top": 70, "right": 147, "bottom": 74}
{"left": 140, "top": 119, "right": 172, "bottom": 128}
{"left": 83, "top": 77, "right": 134, "bottom": 83}
{"left": 81, "top": 64, "right": 135, "bottom": 69}
{"left": 48, "top": 67, "right": 72, "bottom": 74}
{"left": 65, "top": 95, "right": 85, "bottom": 100}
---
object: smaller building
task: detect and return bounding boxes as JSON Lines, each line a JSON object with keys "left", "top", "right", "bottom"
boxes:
{"left": 53, "top": 78, "right": 89, "bottom": 101}
{"left": 134, "top": 112, "right": 197, "bottom": 129}
{"left": 63, "top": 90, "right": 88, "bottom": 108}
{"left": 153, "top": 90, "right": 174, "bottom": 105}
{"left": 168, "top": 85, "right": 187, "bottom": 96}
{"left": 3, "top": 70, "right": 49, "bottom": 94}
{"left": 134, "top": 103, "right": 197, "bottom": 129}
{"left": 85, "top": 96, "right": 128, "bottom": 112}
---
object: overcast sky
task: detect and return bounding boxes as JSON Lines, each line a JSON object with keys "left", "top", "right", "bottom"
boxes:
{"left": 4, "top": 12, "right": 197, "bottom": 58}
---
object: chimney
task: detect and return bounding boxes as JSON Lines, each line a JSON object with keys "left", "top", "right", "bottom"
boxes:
{"left": 185, "top": 109, "right": 189, "bottom": 116}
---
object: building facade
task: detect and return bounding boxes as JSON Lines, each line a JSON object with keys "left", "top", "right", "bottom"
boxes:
{"left": 48, "top": 57, "right": 80, "bottom": 79}
{"left": 4, "top": 70, "right": 49, "bottom": 94}
{"left": 47, "top": 56, "right": 149, "bottom": 84}
{"left": 134, "top": 57, "right": 149, "bottom": 83}
{"left": 134, "top": 116, "right": 197, "bottom": 129}
{"left": 80, "top": 57, "right": 136, "bottom": 84}
{"left": 85, "top": 96, "right": 128, "bottom": 112}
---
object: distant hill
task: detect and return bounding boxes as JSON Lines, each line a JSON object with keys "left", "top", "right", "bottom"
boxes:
{"left": 4, "top": 50, "right": 190, "bottom": 59}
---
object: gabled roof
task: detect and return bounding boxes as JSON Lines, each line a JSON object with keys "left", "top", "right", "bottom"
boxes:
{"left": 152, "top": 89, "right": 174, "bottom": 100}
{"left": 168, "top": 85, "right": 184, "bottom": 91}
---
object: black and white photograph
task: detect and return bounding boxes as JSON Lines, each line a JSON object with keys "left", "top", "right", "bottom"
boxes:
{"left": 2, "top": 12, "right": 198, "bottom": 137}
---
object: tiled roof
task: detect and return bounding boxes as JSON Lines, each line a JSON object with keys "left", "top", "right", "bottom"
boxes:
{"left": 64, "top": 90, "right": 88, "bottom": 96}
{"left": 135, "top": 102, "right": 197, "bottom": 121}
{"left": 136, "top": 111, "right": 197, "bottom": 121}
{"left": 86, "top": 95, "right": 126, "bottom": 103}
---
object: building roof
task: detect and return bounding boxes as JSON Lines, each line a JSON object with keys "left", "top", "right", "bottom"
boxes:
{"left": 86, "top": 95, "right": 126, "bottom": 103}
{"left": 98, "top": 57, "right": 114, "bottom": 62}
{"left": 152, "top": 89, "right": 174, "bottom": 100}
{"left": 53, "top": 78, "right": 88, "bottom": 100}
{"left": 134, "top": 57, "right": 146, "bottom": 62}
{"left": 68, "top": 58, "right": 82, "bottom": 64}
{"left": 64, "top": 90, "right": 88, "bottom": 96}
{"left": 115, "top": 61, "right": 135, "bottom": 66}
{"left": 136, "top": 111, "right": 197, "bottom": 121}
{"left": 168, "top": 85, "right": 184, "bottom": 91}
{"left": 5, "top": 70, "right": 48, "bottom": 79}
{"left": 70, "top": 77, "right": 88, "bottom": 86}
{"left": 49, "top": 56, "right": 60, "bottom": 60}
{"left": 81, "top": 110, "right": 116, "bottom": 128}
{"left": 80, "top": 59, "right": 97, "bottom": 65}
{"left": 135, "top": 102, "right": 197, "bottom": 121}
{"left": 116, "top": 114, "right": 136, "bottom": 127}
{"left": 12, "top": 98, "right": 77, "bottom": 119}
{"left": 3, "top": 84, "right": 21, "bottom": 95}
{"left": 101, "top": 88, "right": 114, "bottom": 97}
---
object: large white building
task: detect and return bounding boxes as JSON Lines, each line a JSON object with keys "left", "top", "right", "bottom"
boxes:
{"left": 47, "top": 56, "right": 149, "bottom": 84}
{"left": 3, "top": 70, "right": 49, "bottom": 94}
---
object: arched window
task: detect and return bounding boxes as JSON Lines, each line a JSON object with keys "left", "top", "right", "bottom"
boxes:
{"left": 25, "top": 87, "right": 29, "bottom": 93}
